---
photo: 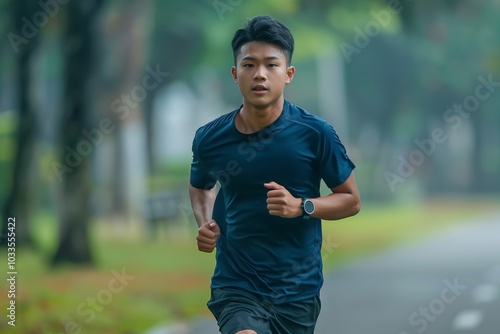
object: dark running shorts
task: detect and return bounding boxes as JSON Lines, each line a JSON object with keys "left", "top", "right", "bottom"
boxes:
{"left": 207, "top": 287, "right": 321, "bottom": 334}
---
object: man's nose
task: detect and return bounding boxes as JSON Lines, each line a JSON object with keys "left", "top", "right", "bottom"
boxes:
{"left": 254, "top": 65, "right": 266, "bottom": 80}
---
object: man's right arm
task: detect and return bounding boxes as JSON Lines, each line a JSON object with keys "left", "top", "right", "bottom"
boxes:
{"left": 189, "top": 184, "right": 216, "bottom": 227}
{"left": 189, "top": 184, "right": 219, "bottom": 252}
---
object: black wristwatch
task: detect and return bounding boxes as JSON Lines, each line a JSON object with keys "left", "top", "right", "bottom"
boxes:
{"left": 302, "top": 198, "right": 315, "bottom": 219}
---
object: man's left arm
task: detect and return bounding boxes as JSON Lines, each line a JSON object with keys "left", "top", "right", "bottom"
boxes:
{"left": 265, "top": 172, "right": 360, "bottom": 220}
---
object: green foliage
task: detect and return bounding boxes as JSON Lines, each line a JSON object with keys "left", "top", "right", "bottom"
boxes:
{"left": 0, "top": 111, "right": 16, "bottom": 204}
{"left": 0, "top": 110, "right": 16, "bottom": 161}
{"left": 0, "top": 0, "right": 10, "bottom": 38}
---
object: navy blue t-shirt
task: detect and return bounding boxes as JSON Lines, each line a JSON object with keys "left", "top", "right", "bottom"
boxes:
{"left": 190, "top": 100, "right": 355, "bottom": 303}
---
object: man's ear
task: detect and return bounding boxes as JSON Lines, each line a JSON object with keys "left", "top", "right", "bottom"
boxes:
{"left": 285, "top": 66, "right": 295, "bottom": 84}
{"left": 231, "top": 66, "right": 238, "bottom": 84}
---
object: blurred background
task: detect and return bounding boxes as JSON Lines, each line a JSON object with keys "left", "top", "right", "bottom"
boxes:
{"left": 0, "top": 0, "right": 499, "bottom": 333}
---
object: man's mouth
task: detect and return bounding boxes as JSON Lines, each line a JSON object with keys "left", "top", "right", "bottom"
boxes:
{"left": 252, "top": 85, "right": 268, "bottom": 92}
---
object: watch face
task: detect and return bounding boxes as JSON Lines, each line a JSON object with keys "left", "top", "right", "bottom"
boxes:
{"left": 304, "top": 199, "right": 315, "bottom": 214}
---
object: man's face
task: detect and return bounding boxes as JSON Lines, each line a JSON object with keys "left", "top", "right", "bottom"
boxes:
{"left": 232, "top": 41, "right": 295, "bottom": 109}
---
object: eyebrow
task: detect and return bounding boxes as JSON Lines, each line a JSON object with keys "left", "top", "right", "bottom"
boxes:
{"left": 240, "top": 56, "right": 282, "bottom": 62}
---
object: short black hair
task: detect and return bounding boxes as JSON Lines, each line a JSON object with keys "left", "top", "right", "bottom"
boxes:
{"left": 231, "top": 15, "right": 294, "bottom": 66}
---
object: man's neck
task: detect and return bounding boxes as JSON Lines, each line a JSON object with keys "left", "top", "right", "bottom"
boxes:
{"left": 236, "top": 97, "right": 284, "bottom": 134}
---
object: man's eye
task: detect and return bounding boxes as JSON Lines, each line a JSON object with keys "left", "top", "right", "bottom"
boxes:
{"left": 268, "top": 64, "right": 277, "bottom": 67}
{"left": 243, "top": 64, "right": 254, "bottom": 68}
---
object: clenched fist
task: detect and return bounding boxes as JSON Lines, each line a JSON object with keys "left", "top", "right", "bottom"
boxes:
{"left": 264, "top": 182, "right": 302, "bottom": 218}
{"left": 196, "top": 220, "right": 220, "bottom": 253}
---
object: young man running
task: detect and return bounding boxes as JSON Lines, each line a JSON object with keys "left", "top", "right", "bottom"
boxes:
{"left": 189, "top": 15, "right": 360, "bottom": 334}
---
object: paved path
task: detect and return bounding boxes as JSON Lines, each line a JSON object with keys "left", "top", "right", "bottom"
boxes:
{"left": 315, "top": 210, "right": 500, "bottom": 334}
{"left": 146, "top": 210, "right": 500, "bottom": 334}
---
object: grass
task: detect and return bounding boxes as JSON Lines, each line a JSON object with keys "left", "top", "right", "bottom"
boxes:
{"left": 0, "top": 196, "right": 498, "bottom": 333}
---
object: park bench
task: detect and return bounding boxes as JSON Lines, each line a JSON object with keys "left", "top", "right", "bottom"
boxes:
{"left": 144, "top": 190, "right": 184, "bottom": 236}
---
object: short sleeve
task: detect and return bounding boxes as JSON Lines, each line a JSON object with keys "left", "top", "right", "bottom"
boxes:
{"left": 189, "top": 129, "right": 217, "bottom": 190}
{"left": 318, "top": 122, "right": 355, "bottom": 188}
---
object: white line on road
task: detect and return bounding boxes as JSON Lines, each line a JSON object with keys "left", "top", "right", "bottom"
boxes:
{"left": 452, "top": 310, "right": 483, "bottom": 330}
{"left": 472, "top": 284, "right": 499, "bottom": 303}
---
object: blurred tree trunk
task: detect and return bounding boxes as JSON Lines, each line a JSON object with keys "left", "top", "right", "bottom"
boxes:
{"left": 0, "top": 0, "right": 40, "bottom": 248}
{"left": 144, "top": 93, "right": 155, "bottom": 174}
{"left": 52, "top": 0, "right": 105, "bottom": 264}
{"left": 100, "top": 1, "right": 151, "bottom": 220}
